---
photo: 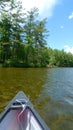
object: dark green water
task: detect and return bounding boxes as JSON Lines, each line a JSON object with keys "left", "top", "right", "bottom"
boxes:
{"left": 0, "top": 67, "right": 73, "bottom": 130}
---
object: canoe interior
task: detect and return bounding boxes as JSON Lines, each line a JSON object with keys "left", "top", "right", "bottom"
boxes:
{"left": 0, "top": 107, "right": 43, "bottom": 130}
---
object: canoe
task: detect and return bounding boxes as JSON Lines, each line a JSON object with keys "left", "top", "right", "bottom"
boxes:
{"left": 0, "top": 91, "right": 50, "bottom": 130}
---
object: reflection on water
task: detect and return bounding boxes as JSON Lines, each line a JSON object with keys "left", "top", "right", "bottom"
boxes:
{"left": 0, "top": 68, "right": 73, "bottom": 130}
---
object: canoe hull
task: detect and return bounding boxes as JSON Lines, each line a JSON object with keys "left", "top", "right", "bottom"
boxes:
{"left": 0, "top": 91, "right": 50, "bottom": 130}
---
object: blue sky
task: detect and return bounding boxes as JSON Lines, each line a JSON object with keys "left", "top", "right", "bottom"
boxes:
{"left": 20, "top": 0, "right": 73, "bottom": 53}
{"left": 47, "top": 0, "right": 73, "bottom": 53}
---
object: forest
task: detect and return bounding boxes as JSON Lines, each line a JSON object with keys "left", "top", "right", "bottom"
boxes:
{"left": 0, "top": 0, "right": 73, "bottom": 67}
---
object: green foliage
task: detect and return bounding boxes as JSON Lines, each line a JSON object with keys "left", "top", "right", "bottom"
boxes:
{"left": 0, "top": 0, "right": 49, "bottom": 67}
{"left": 47, "top": 48, "right": 73, "bottom": 67}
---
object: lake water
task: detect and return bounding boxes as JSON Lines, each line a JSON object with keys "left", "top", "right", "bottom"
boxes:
{"left": 0, "top": 67, "right": 73, "bottom": 130}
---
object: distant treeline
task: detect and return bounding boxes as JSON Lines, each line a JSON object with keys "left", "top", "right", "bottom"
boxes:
{"left": 47, "top": 48, "right": 73, "bottom": 67}
{"left": 0, "top": 0, "right": 73, "bottom": 67}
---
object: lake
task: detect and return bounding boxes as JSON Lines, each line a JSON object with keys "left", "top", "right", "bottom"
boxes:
{"left": 0, "top": 67, "right": 73, "bottom": 130}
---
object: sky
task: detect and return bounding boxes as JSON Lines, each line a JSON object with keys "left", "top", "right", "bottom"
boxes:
{"left": 19, "top": 0, "right": 73, "bottom": 53}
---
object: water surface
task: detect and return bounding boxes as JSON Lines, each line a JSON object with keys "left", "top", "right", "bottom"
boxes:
{"left": 0, "top": 68, "right": 73, "bottom": 130}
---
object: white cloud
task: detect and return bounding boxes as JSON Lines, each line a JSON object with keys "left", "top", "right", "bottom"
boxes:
{"left": 64, "top": 45, "right": 73, "bottom": 54}
{"left": 19, "top": 0, "right": 59, "bottom": 19}
{"left": 68, "top": 12, "right": 73, "bottom": 19}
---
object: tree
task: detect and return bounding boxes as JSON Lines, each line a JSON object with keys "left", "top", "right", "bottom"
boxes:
{"left": 8, "top": 0, "right": 25, "bottom": 62}
{"left": 23, "top": 8, "right": 49, "bottom": 67}
{"left": 0, "top": 0, "right": 25, "bottom": 64}
{"left": 0, "top": 13, "right": 12, "bottom": 63}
